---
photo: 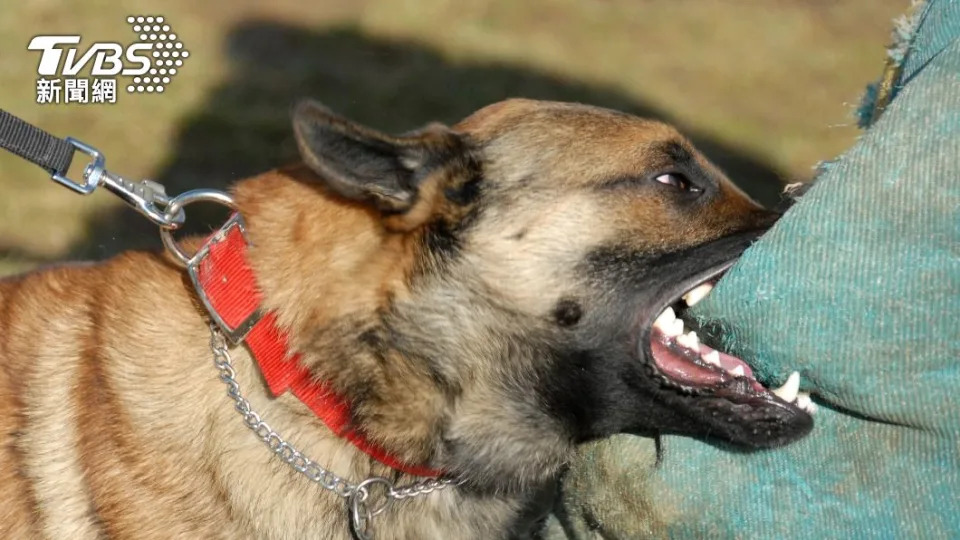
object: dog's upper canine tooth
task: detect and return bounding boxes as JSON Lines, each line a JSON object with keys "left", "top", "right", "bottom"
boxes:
{"left": 729, "top": 365, "right": 745, "bottom": 377}
{"left": 654, "top": 307, "right": 676, "bottom": 330}
{"left": 772, "top": 371, "right": 801, "bottom": 403}
{"left": 683, "top": 283, "right": 714, "bottom": 307}
{"left": 702, "top": 350, "right": 721, "bottom": 367}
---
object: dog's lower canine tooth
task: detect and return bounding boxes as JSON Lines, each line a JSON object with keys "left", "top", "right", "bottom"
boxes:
{"left": 729, "top": 365, "right": 745, "bottom": 377}
{"left": 796, "top": 392, "right": 816, "bottom": 414}
{"left": 772, "top": 372, "right": 801, "bottom": 403}
{"left": 654, "top": 307, "right": 676, "bottom": 330}
{"left": 682, "top": 283, "right": 714, "bottom": 307}
{"left": 702, "top": 350, "right": 721, "bottom": 366}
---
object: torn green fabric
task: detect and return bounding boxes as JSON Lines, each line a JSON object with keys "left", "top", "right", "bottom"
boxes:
{"left": 547, "top": 0, "right": 960, "bottom": 537}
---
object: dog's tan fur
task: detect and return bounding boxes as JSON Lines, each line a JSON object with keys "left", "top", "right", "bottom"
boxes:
{"left": 0, "top": 99, "right": 776, "bottom": 539}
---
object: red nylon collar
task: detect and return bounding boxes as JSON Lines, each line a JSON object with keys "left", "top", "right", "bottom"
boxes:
{"left": 188, "top": 215, "right": 441, "bottom": 478}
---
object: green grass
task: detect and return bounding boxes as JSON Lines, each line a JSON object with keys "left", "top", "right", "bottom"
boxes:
{"left": 0, "top": 0, "right": 906, "bottom": 275}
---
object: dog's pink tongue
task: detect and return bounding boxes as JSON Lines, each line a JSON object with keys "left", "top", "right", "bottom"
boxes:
{"left": 649, "top": 327, "right": 763, "bottom": 390}
{"left": 650, "top": 339, "right": 726, "bottom": 386}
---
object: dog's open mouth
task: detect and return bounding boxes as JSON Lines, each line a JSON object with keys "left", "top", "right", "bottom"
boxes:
{"left": 645, "top": 274, "right": 816, "bottom": 416}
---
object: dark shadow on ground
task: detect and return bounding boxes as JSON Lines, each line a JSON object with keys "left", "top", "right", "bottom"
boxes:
{"left": 71, "top": 22, "right": 787, "bottom": 259}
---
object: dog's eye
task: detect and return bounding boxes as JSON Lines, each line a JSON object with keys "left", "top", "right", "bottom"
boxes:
{"left": 654, "top": 173, "right": 698, "bottom": 192}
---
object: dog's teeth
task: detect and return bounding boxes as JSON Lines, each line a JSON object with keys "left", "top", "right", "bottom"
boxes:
{"left": 795, "top": 392, "right": 817, "bottom": 414}
{"left": 664, "top": 318, "right": 684, "bottom": 337}
{"left": 654, "top": 307, "right": 676, "bottom": 330}
{"left": 772, "top": 372, "right": 801, "bottom": 403}
{"left": 702, "top": 350, "right": 721, "bottom": 367}
{"left": 676, "top": 331, "right": 700, "bottom": 351}
{"left": 682, "top": 283, "right": 714, "bottom": 307}
{"left": 672, "top": 319, "right": 685, "bottom": 336}
{"left": 729, "top": 365, "right": 745, "bottom": 377}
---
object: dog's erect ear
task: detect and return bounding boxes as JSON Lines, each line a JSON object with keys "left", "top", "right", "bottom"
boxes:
{"left": 293, "top": 99, "right": 460, "bottom": 214}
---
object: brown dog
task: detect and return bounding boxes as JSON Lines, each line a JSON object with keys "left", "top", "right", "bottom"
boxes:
{"left": 0, "top": 99, "right": 811, "bottom": 539}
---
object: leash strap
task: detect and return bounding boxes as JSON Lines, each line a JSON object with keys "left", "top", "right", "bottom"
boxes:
{"left": 0, "top": 109, "right": 188, "bottom": 227}
{"left": 0, "top": 109, "right": 74, "bottom": 176}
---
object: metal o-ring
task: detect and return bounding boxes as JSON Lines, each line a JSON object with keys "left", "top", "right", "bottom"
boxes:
{"left": 158, "top": 189, "right": 237, "bottom": 267}
{"left": 357, "top": 477, "right": 394, "bottom": 517}
{"left": 349, "top": 477, "right": 394, "bottom": 540}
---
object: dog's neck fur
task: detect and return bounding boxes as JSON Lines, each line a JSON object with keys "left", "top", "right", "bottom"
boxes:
{"left": 228, "top": 164, "right": 572, "bottom": 492}
{"left": 230, "top": 164, "right": 445, "bottom": 468}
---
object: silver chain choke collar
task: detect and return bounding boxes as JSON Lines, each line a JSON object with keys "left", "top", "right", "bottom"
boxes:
{"left": 209, "top": 326, "right": 460, "bottom": 539}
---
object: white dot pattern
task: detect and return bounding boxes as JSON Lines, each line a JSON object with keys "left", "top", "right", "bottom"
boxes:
{"left": 125, "top": 15, "right": 188, "bottom": 94}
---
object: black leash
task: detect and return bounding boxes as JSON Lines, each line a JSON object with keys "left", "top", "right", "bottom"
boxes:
{"left": 0, "top": 109, "right": 76, "bottom": 180}
{"left": 0, "top": 108, "right": 184, "bottom": 227}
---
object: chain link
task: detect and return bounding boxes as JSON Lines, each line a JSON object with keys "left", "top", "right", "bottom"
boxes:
{"left": 208, "top": 326, "right": 460, "bottom": 538}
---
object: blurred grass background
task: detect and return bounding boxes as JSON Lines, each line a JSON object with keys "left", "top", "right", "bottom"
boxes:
{"left": 0, "top": 0, "right": 905, "bottom": 276}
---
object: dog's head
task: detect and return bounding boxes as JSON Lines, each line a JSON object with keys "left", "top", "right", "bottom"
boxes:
{"left": 283, "top": 98, "right": 811, "bottom": 490}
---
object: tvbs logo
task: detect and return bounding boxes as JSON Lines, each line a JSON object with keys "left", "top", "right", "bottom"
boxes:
{"left": 28, "top": 16, "right": 189, "bottom": 104}
{"left": 29, "top": 36, "right": 152, "bottom": 77}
